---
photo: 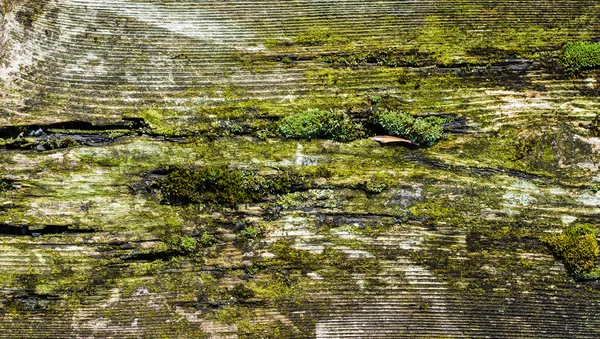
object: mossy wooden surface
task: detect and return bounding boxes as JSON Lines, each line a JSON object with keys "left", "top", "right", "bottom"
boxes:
{"left": 1, "top": 0, "right": 600, "bottom": 338}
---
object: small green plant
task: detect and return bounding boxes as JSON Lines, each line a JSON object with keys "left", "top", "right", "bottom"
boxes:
{"left": 238, "top": 225, "right": 261, "bottom": 240}
{"left": 36, "top": 137, "right": 81, "bottom": 150}
{"left": 200, "top": 232, "right": 217, "bottom": 247}
{"left": 375, "top": 110, "right": 445, "bottom": 146}
{"left": 294, "top": 27, "right": 347, "bottom": 46}
{"left": 179, "top": 236, "right": 197, "bottom": 254}
{"left": 295, "top": 27, "right": 332, "bottom": 45}
{"left": 165, "top": 235, "right": 198, "bottom": 255}
{"left": 320, "top": 52, "right": 370, "bottom": 67}
{"left": 255, "top": 129, "right": 270, "bottom": 140}
{"left": 363, "top": 179, "right": 387, "bottom": 194}
{"left": 368, "top": 95, "right": 382, "bottom": 104}
{"left": 211, "top": 119, "right": 245, "bottom": 136}
{"left": 170, "top": 236, "right": 197, "bottom": 254}
{"left": 544, "top": 225, "right": 599, "bottom": 277}
{"left": 562, "top": 41, "right": 600, "bottom": 73}
{"left": 106, "top": 130, "right": 126, "bottom": 140}
{"left": 319, "top": 47, "right": 411, "bottom": 67}
{"left": 278, "top": 108, "right": 364, "bottom": 142}
{"left": 244, "top": 265, "right": 260, "bottom": 275}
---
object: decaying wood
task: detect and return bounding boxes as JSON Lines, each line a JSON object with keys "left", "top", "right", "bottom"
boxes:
{"left": 0, "top": 0, "right": 599, "bottom": 338}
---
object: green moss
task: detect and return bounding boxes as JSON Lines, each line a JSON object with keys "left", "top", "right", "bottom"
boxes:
{"left": 210, "top": 119, "right": 246, "bottom": 136}
{"left": 169, "top": 236, "right": 198, "bottom": 254}
{"left": 294, "top": 27, "right": 348, "bottom": 46}
{"left": 362, "top": 178, "right": 387, "bottom": 194}
{"left": 158, "top": 166, "right": 294, "bottom": 208}
{"left": 319, "top": 47, "right": 426, "bottom": 68}
{"left": 414, "top": 15, "right": 585, "bottom": 65}
{"left": 135, "top": 109, "right": 182, "bottom": 136}
{"left": 199, "top": 232, "right": 217, "bottom": 247}
{"left": 278, "top": 108, "right": 364, "bottom": 142}
{"left": 375, "top": 110, "right": 445, "bottom": 146}
{"left": 41, "top": 137, "right": 80, "bottom": 150}
{"left": 544, "top": 225, "right": 599, "bottom": 277}
{"left": 238, "top": 224, "right": 261, "bottom": 240}
{"left": 237, "top": 320, "right": 301, "bottom": 339}
{"left": 562, "top": 41, "right": 600, "bottom": 73}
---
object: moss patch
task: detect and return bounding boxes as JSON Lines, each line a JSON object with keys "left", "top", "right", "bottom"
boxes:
{"left": 319, "top": 47, "right": 427, "bottom": 68}
{"left": 278, "top": 108, "right": 364, "bottom": 142}
{"left": 562, "top": 41, "right": 600, "bottom": 73}
{"left": 544, "top": 225, "right": 600, "bottom": 279}
{"left": 157, "top": 166, "right": 296, "bottom": 208}
{"left": 278, "top": 107, "right": 447, "bottom": 146}
{"left": 375, "top": 110, "right": 446, "bottom": 146}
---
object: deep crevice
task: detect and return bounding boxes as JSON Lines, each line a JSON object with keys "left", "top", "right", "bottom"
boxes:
{"left": 122, "top": 251, "right": 180, "bottom": 262}
{"left": 0, "top": 225, "right": 96, "bottom": 237}
{"left": 0, "top": 118, "right": 148, "bottom": 139}
{"left": 0, "top": 118, "right": 151, "bottom": 150}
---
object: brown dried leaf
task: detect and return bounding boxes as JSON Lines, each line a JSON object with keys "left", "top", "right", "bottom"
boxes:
{"left": 371, "top": 135, "right": 415, "bottom": 145}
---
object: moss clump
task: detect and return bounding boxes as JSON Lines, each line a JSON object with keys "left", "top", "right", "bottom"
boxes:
{"left": 268, "top": 241, "right": 380, "bottom": 274}
{"left": 294, "top": 27, "right": 347, "bottom": 46}
{"left": 363, "top": 178, "right": 387, "bottom": 194}
{"left": 544, "top": 225, "right": 599, "bottom": 277}
{"left": 178, "top": 236, "right": 198, "bottom": 254}
{"left": 375, "top": 110, "right": 445, "bottom": 146}
{"left": 238, "top": 224, "right": 261, "bottom": 240}
{"left": 38, "top": 137, "right": 80, "bottom": 150}
{"left": 167, "top": 235, "right": 198, "bottom": 254}
{"left": 199, "top": 232, "right": 217, "bottom": 247}
{"left": 278, "top": 108, "right": 364, "bottom": 142}
{"left": 562, "top": 41, "right": 600, "bottom": 73}
{"left": 319, "top": 47, "right": 425, "bottom": 68}
{"left": 158, "top": 166, "right": 294, "bottom": 207}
